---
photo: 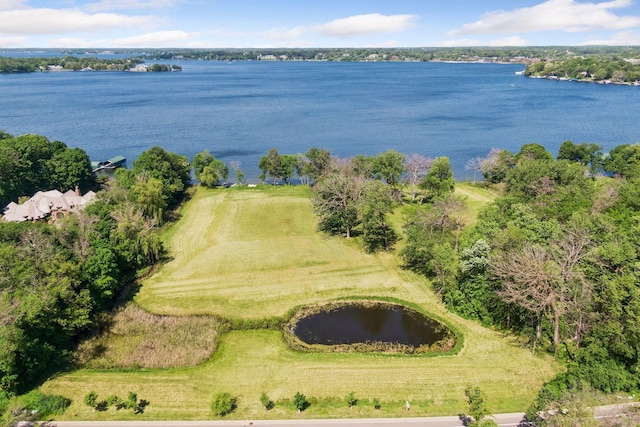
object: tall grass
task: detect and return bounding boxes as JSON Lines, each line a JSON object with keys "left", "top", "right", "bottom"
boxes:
{"left": 74, "top": 303, "right": 222, "bottom": 369}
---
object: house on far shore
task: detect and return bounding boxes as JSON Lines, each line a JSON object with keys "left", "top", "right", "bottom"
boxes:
{"left": 2, "top": 187, "right": 96, "bottom": 223}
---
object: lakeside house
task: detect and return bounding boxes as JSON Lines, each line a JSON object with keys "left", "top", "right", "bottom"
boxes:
{"left": 2, "top": 188, "right": 96, "bottom": 223}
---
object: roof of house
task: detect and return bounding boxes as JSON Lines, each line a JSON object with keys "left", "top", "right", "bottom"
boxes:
{"left": 2, "top": 189, "right": 96, "bottom": 222}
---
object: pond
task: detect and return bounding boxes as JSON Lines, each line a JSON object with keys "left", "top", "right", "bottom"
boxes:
{"left": 292, "top": 302, "right": 451, "bottom": 348}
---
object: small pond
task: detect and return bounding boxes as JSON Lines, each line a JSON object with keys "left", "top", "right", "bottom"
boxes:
{"left": 292, "top": 303, "right": 451, "bottom": 348}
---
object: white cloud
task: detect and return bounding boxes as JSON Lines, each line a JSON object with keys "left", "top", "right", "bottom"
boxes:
{"left": 580, "top": 29, "right": 640, "bottom": 44}
{"left": 315, "top": 13, "right": 419, "bottom": 38}
{"left": 84, "top": 0, "right": 182, "bottom": 13}
{"left": 0, "top": 36, "right": 26, "bottom": 47}
{"left": 262, "top": 13, "right": 418, "bottom": 42}
{"left": 0, "top": 0, "right": 26, "bottom": 12}
{"left": 0, "top": 7, "right": 155, "bottom": 35}
{"left": 108, "top": 30, "right": 195, "bottom": 47}
{"left": 436, "top": 36, "right": 529, "bottom": 47}
{"left": 449, "top": 0, "right": 640, "bottom": 36}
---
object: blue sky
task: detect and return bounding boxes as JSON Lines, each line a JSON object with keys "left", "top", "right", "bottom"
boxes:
{"left": 1, "top": 0, "right": 640, "bottom": 48}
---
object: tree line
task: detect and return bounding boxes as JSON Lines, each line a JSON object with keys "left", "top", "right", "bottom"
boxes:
{"left": 0, "top": 56, "right": 181, "bottom": 73}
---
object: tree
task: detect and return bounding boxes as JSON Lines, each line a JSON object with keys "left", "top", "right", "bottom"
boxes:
{"left": 465, "top": 157, "right": 483, "bottom": 183}
{"left": 230, "top": 161, "right": 244, "bottom": 183}
{"left": 557, "top": 140, "right": 602, "bottom": 175}
{"left": 130, "top": 174, "right": 168, "bottom": 222}
{"left": 517, "top": 143, "right": 554, "bottom": 162}
{"left": 133, "top": 146, "right": 190, "bottom": 205}
{"left": 46, "top": 147, "right": 95, "bottom": 192}
{"left": 193, "top": 150, "right": 229, "bottom": 187}
{"left": 480, "top": 148, "right": 515, "bottom": 184}
{"left": 360, "top": 181, "right": 398, "bottom": 253}
{"left": 351, "top": 154, "right": 376, "bottom": 179}
{"left": 490, "top": 224, "right": 593, "bottom": 352}
{"left": 464, "top": 386, "right": 496, "bottom": 426}
{"left": 292, "top": 392, "right": 309, "bottom": 412}
{"left": 260, "top": 148, "right": 282, "bottom": 184}
{"left": 278, "top": 154, "right": 298, "bottom": 184}
{"left": 372, "top": 149, "right": 406, "bottom": 191}
{"left": 404, "top": 154, "right": 432, "bottom": 201}
{"left": 304, "top": 147, "right": 332, "bottom": 184}
{"left": 505, "top": 158, "right": 594, "bottom": 221}
{"left": 603, "top": 144, "right": 640, "bottom": 179}
{"left": 419, "top": 156, "right": 455, "bottom": 200}
{"left": 312, "top": 162, "right": 367, "bottom": 239}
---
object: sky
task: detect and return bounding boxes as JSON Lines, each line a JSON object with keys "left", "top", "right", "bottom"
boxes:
{"left": 1, "top": 0, "right": 640, "bottom": 49}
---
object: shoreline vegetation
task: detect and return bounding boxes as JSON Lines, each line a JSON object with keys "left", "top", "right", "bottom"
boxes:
{"left": 1, "top": 46, "right": 640, "bottom": 83}
{"left": 0, "top": 56, "right": 182, "bottom": 73}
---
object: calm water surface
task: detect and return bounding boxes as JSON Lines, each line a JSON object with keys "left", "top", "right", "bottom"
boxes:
{"left": 293, "top": 305, "right": 449, "bottom": 346}
{"left": 1, "top": 60, "right": 639, "bottom": 180}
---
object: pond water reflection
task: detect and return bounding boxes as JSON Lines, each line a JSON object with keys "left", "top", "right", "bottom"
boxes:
{"left": 293, "top": 304, "right": 449, "bottom": 347}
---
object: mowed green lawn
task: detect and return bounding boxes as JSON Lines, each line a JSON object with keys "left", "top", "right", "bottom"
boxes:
{"left": 42, "top": 185, "right": 559, "bottom": 420}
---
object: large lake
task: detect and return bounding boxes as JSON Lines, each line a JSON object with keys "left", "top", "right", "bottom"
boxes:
{"left": 1, "top": 59, "right": 639, "bottom": 181}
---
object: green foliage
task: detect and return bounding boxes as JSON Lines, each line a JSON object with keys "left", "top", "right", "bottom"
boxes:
{"left": 210, "top": 392, "right": 237, "bottom": 416}
{"left": 557, "top": 140, "right": 602, "bottom": 175}
{"left": 0, "top": 134, "right": 95, "bottom": 206}
{"left": 260, "top": 392, "right": 274, "bottom": 410}
{"left": 419, "top": 156, "right": 455, "bottom": 200}
{"left": 303, "top": 147, "right": 332, "bottom": 183}
{"left": 346, "top": 391, "right": 358, "bottom": 408}
{"left": 465, "top": 386, "right": 492, "bottom": 425}
{"left": 480, "top": 148, "right": 515, "bottom": 184}
{"left": 132, "top": 146, "right": 190, "bottom": 206}
{"left": 193, "top": 150, "right": 229, "bottom": 187}
{"left": 372, "top": 149, "right": 406, "bottom": 188}
{"left": 292, "top": 392, "right": 309, "bottom": 412}
{"left": 603, "top": 143, "right": 640, "bottom": 179}
{"left": 83, "top": 391, "right": 98, "bottom": 408}
{"left": 360, "top": 181, "right": 398, "bottom": 253}
{"left": 21, "top": 390, "right": 71, "bottom": 417}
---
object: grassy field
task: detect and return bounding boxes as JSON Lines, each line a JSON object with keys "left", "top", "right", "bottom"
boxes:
{"left": 42, "top": 184, "right": 559, "bottom": 420}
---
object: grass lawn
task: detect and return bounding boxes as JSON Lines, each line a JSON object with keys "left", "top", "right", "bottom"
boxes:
{"left": 42, "top": 184, "right": 559, "bottom": 420}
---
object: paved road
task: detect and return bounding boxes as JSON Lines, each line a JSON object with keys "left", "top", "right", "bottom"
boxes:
{"left": 21, "top": 413, "right": 529, "bottom": 427}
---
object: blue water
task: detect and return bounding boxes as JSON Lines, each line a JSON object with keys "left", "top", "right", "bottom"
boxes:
{"left": 1, "top": 60, "right": 639, "bottom": 181}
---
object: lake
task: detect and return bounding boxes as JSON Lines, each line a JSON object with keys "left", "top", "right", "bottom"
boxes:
{"left": 1, "top": 58, "right": 639, "bottom": 181}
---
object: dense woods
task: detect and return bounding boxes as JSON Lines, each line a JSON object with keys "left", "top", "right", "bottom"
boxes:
{"left": 3, "top": 129, "right": 640, "bottom": 424}
{"left": 0, "top": 134, "right": 190, "bottom": 421}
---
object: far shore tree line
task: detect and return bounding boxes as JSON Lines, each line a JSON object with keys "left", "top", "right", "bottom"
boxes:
{"left": 3, "top": 129, "right": 640, "bottom": 425}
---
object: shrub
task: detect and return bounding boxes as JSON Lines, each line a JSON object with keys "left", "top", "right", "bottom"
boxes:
{"left": 260, "top": 392, "right": 274, "bottom": 410}
{"left": 83, "top": 390, "right": 98, "bottom": 408}
{"left": 293, "top": 392, "right": 309, "bottom": 412}
{"left": 211, "top": 392, "right": 237, "bottom": 416}
{"left": 346, "top": 392, "right": 358, "bottom": 408}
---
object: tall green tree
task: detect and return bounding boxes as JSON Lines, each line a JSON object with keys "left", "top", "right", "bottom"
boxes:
{"left": 360, "top": 181, "right": 398, "bottom": 253}
{"left": 372, "top": 149, "right": 406, "bottom": 190}
{"left": 419, "top": 156, "right": 455, "bottom": 200}
{"left": 258, "top": 148, "right": 281, "bottom": 184}
{"left": 132, "top": 146, "right": 190, "bottom": 205}
{"left": 193, "top": 150, "right": 229, "bottom": 187}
